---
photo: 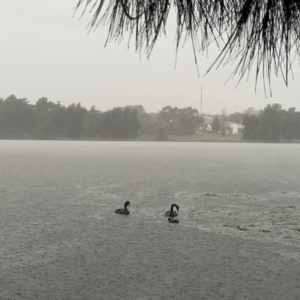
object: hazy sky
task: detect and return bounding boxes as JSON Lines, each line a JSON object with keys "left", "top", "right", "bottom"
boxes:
{"left": 1, "top": 0, "right": 300, "bottom": 114}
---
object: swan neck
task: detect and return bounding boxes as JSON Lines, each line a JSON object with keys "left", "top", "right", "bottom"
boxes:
{"left": 170, "top": 204, "right": 175, "bottom": 213}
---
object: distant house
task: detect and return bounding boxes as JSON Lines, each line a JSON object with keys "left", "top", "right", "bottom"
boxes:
{"left": 226, "top": 122, "right": 244, "bottom": 134}
{"left": 195, "top": 115, "right": 214, "bottom": 134}
{"left": 203, "top": 116, "right": 213, "bottom": 126}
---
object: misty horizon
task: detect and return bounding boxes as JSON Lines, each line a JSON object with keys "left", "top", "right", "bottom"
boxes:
{"left": 1, "top": 1, "right": 300, "bottom": 116}
{"left": 0, "top": 93, "right": 265, "bottom": 116}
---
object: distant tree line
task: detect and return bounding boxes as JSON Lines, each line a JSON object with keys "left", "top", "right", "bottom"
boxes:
{"left": 0, "top": 95, "right": 140, "bottom": 140}
{"left": 0, "top": 95, "right": 204, "bottom": 140}
{"left": 4, "top": 95, "right": 297, "bottom": 142}
{"left": 153, "top": 106, "right": 204, "bottom": 139}
{"left": 242, "top": 104, "right": 300, "bottom": 142}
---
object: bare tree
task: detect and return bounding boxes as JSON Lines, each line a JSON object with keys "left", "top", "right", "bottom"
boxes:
{"left": 74, "top": 0, "right": 300, "bottom": 90}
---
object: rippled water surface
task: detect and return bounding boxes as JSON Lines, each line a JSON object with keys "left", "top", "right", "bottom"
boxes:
{"left": 1, "top": 141, "right": 300, "bottom": 299}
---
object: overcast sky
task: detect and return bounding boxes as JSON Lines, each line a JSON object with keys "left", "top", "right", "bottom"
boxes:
{"left": 1, "top": 0, "right": 300, "bottom": 115}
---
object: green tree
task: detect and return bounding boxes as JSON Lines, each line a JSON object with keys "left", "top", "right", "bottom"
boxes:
{"left": 127, "top": 108, "right": 141, "bottom": 139}
{"left": 220, "top": 109, "right": 227, "bottom": 137}
{"left": 175, "top": 107, "right": 204, "bottom": 136}
{"left": 259, "top": 104, "right": 284, "bottom": 142}
{"left": 35, "top": 97, "right": 54, "bottom": 138}
{"left": 243, "top": 104, "right": 300, "bottom": 141}
{"left": 211, "top": 117, "right": 220, "bottom": 132}
{"left": 156, "top": 106, "right": 203, "bottom": 136}
{"left": 156, "top": 106, "right": 178, "bottom": 125}
{"left": 281, "top": 108, "right": 300, "bottom": 142}
{"left": 99, "top": 107, "right": 140, "bottom": 139}
{"left": 83, "top": 106, "right": 102, "bottom": 138}
{"left": 123, "top": 105, "right": 145, "bottom": 115}
{"left": 242, "top": 114, "right": 260, "bottom": 140}
{"left": 0, "top": 95, "right": 35, "bottom": 138}
{"left": 34, "top": 97, "right": 67, "bottom": 139}
{"left": 138, "top": 112, "right": 156, "bottom": 135}
{"left": 64, "top": 103, "right": 87, "bottom": 138}
{"left": 155, "top": 126, "right": 168, "bottom": 141}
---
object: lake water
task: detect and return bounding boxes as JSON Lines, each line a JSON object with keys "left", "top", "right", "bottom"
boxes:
{"left": 1, "top": 141, "right": 300, "bottom": 299}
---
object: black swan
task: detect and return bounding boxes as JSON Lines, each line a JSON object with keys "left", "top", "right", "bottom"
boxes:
{"left": 168, "top": 218, "right": 179, "bottom": 223}
{"left": 165, "top": 204, "right": 179, "bottom": 217}
{"left": 115, "top": 201, "right": 130, "bottom": 214}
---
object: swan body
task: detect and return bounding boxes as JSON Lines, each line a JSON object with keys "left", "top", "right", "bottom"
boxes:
{"left": 115, "top": 201, "right": 130, "bottom": 214}
{"left": 168, "top": 218, "right": 179, "bottom": 223}
{"left": 165, "top": 204, "right": 179, "bottom": 217}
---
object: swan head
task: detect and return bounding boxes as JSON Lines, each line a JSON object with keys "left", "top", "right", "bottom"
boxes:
{"left": 125, "top": 201, "right": 130, "bottom": 207}
{"left": 173, "top": 204, "right": 179, "bottom": 214}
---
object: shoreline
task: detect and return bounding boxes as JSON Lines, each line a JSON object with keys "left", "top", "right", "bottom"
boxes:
{"left": 0, "top": 135, "right": 299, "bottom": 143}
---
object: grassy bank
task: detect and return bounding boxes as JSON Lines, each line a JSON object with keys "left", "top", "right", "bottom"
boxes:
{"left": 138, "top": 134, "right": 245, "bottom": 142}
{"left": 2, "top": 134, "right": 299, "bottom": 143}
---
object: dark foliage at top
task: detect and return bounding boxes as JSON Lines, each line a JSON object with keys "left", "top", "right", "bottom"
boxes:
{"left": 74, "top": 0, "right": 300, "bottom": 88}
